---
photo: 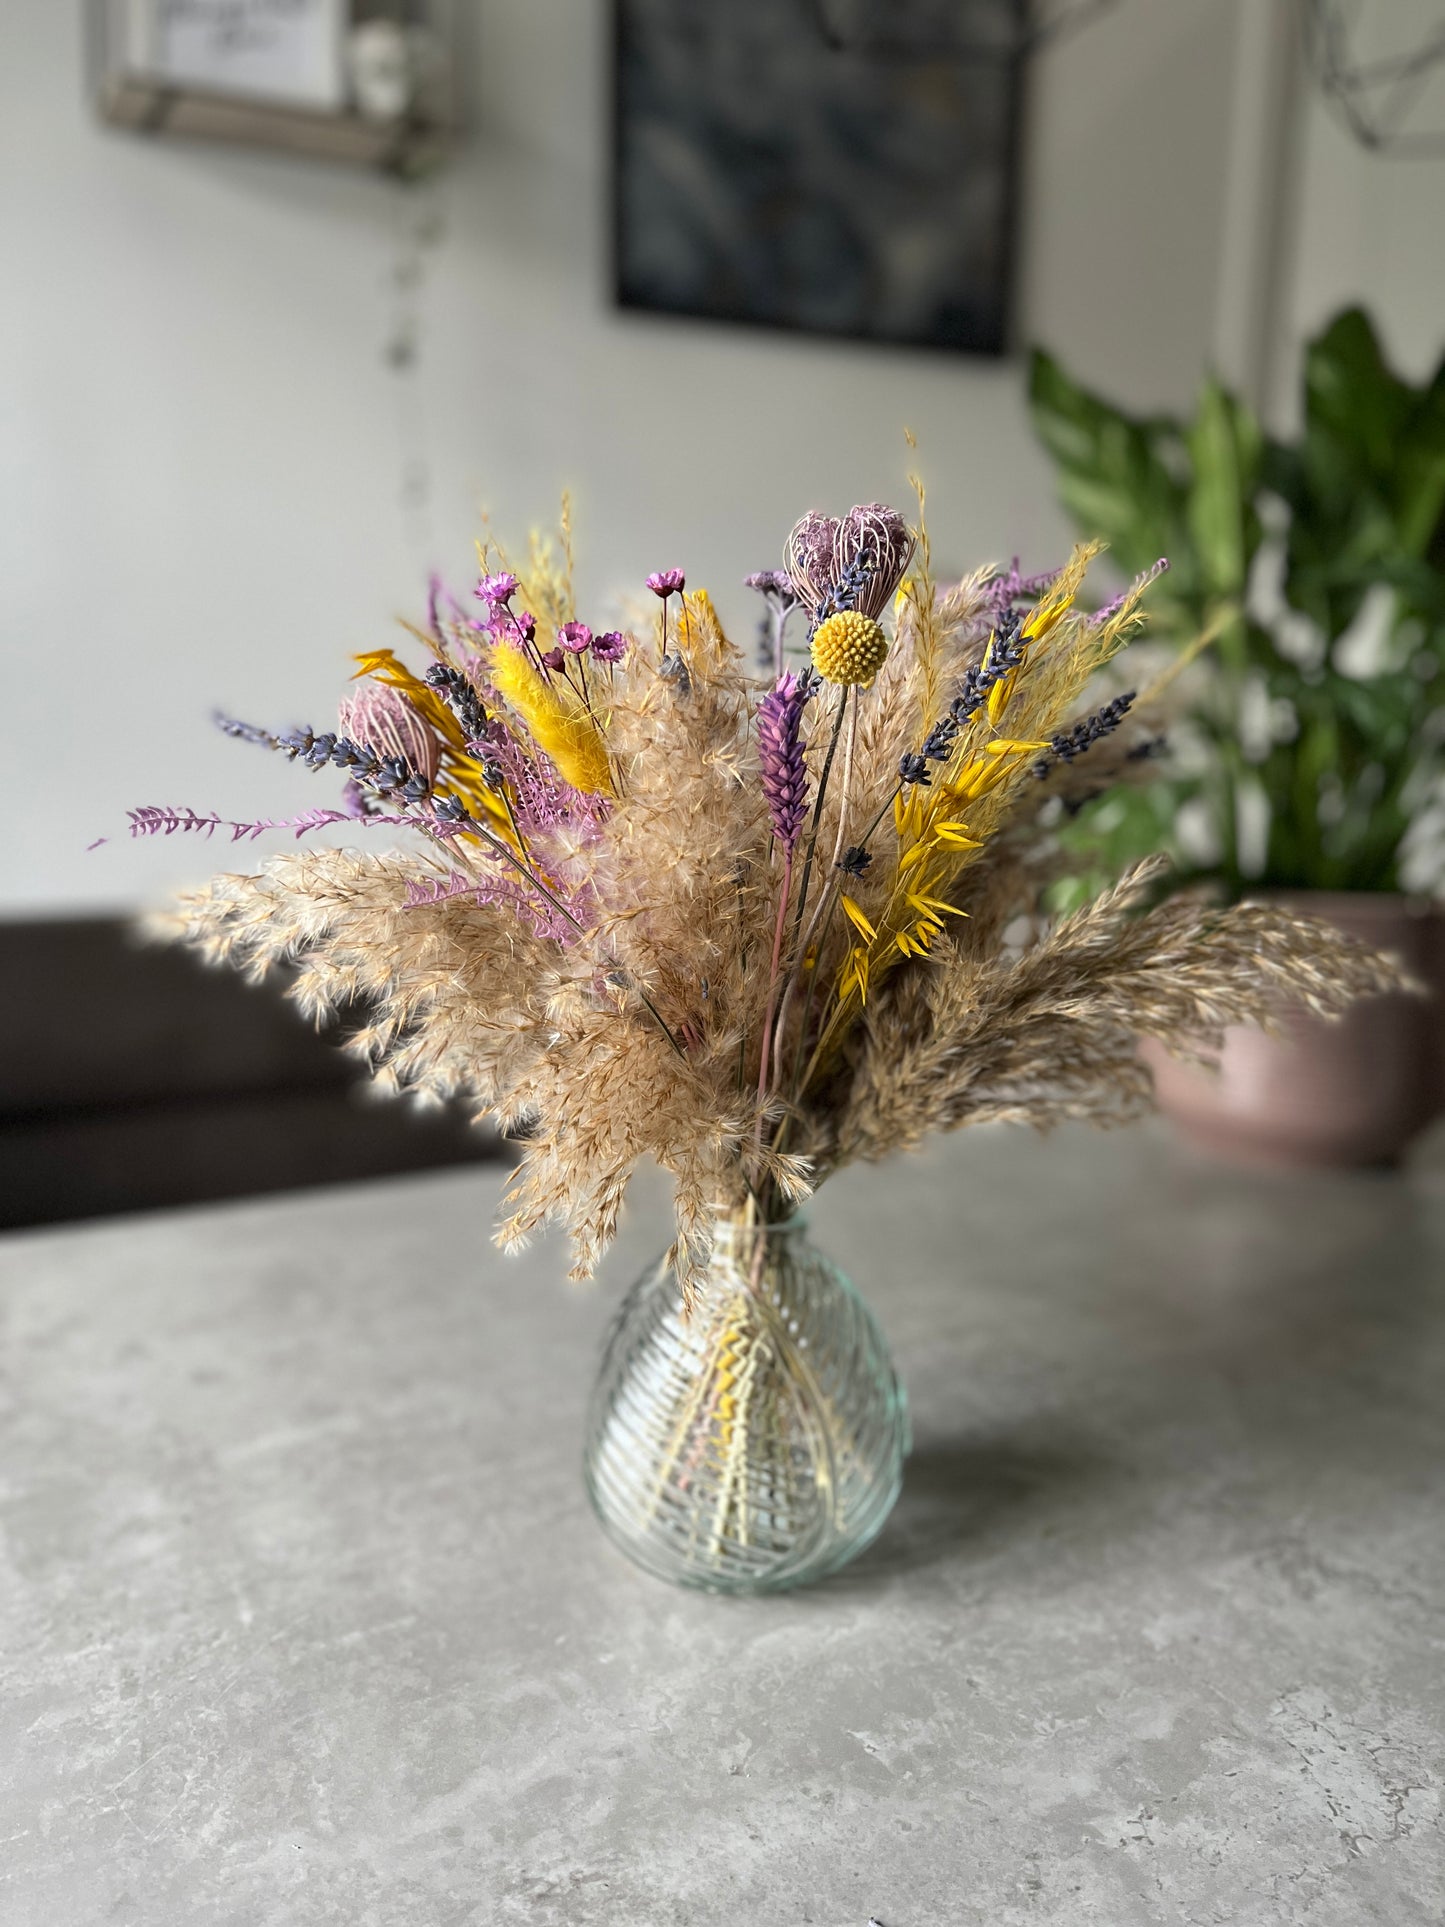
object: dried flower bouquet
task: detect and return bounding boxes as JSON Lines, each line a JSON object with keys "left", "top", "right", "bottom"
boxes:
{"left": 146, "top": 498, "right": 1403, "bottom": 1287}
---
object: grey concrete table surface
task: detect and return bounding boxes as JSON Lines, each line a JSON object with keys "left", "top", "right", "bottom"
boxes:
{"left": 3, "top": 1123, "right": 1444, "bottom": 1927}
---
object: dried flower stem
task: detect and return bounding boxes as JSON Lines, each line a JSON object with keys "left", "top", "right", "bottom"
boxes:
{"left": 791, "top": 684, "right": 848, "bottom": 945}
{"left": 752, "top": 849, "right": 795, "bottom": 1174}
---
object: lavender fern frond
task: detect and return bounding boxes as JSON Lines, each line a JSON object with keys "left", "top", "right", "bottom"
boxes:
{"left": 89, "top": 803, "right": 409, "bottom": 851}
{"left": 1089, "top": 558, "right": 1170, "bottom": 629}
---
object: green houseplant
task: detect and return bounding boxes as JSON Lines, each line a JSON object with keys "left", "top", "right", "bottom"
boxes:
{"left": 1029, "top": 308, "right": 1445, "bottom": 1163}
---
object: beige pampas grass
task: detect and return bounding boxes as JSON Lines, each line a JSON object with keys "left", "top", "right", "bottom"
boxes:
{"left": 144, "top": 499, "right": 1412, "bottom": 1284}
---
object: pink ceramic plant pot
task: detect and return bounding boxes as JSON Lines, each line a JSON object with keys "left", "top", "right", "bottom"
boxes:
{"left": 1144, "top": 893, "right": 1445, "bottom": 1168}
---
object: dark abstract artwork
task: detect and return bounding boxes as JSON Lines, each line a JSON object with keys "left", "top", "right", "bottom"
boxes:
{"left": 613, "top": 0, "right": 1023, "bottom": 354}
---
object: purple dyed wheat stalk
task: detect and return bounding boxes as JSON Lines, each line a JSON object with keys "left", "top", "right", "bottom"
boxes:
{"left": 756, "top": 670, "right": 810, "bottom": 854}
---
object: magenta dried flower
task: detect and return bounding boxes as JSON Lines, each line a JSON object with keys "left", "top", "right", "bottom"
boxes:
{"left": 541, "top": 646, "right": 568, "bottom": 672}
{"left": 756, "top": 669, "right": 811, "bottom": 854}
{"left": 646, "top": 569, "right": 685, "bottom": 597}
{"left": 507, "top": 608, "right": 537, "bottom": 643}
{"left": 476, "top": 570, "right": 519, "bottom": 606}
{"left": 592, "top": 630, "right": 630, "bottom": 664}
{"left": 558, "top": 620, "right": 593, "bottom": 654}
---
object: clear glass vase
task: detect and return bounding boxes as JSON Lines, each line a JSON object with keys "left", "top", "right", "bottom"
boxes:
{"left": 583, "top": 1212, "right": 909, "bottom": 1594}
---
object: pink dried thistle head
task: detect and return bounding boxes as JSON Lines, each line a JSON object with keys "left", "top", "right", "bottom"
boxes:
{"left": 338, "top": 685, "right": 441, "bottom": 784}
{"left": 783, "top": 511, "right": 840, "bottom": 617}
{"left": 784, "top": 504, "right": 916, "bottom": 621}
{"left": 833, "top": 504, "right": 916, "bottom": 619}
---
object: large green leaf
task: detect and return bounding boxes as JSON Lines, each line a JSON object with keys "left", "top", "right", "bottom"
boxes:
{"left": 1026, "top": 314, "right": 1445, "bottom": 898}
{"left": 1028, "top": 349, "right": 1189, "bottom": 581}
{"left": 1185, "top": 379, "right": 1261, "bottom": 597}
{"left": 1304, "top": 307, "right": 1412, "bottom": 479}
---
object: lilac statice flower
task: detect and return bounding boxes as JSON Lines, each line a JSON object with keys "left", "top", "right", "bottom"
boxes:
{"left": 756, "top": 669, "right": 812, "bottom": 855}
{"left": 746, "top": 568, "right": 803, "bottom": 673}
{"left": 476, "top": 570, "right": 519, "bottom": 607}
{"left": 558, "top": 620, "right": 593, "bottom": 653}
{"left": 744, "top": 569, "right": 800, "bottom": 612}
{"left": 591, "top": 630, "right": 630, "bottom": 664}
{"left": 646, "top": 568, "right": 685, "bottom": 597}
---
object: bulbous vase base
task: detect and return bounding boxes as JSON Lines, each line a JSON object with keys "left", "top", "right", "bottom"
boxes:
{"left": 583, "top": 1216, "right": 909, "bottom": 1594}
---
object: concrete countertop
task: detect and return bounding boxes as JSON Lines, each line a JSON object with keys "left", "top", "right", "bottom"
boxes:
{"left": 3, "top": 1122, "right": 1444, "bottom": 1926}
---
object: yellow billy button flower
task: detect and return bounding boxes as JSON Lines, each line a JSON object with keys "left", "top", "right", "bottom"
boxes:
{"left": 811, "top": 610, "right": 890, "bottom": 687}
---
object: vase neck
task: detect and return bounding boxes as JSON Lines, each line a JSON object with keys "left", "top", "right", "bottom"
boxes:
{"left": 706, "top": 1207, "right": 809, "bottom": 1265}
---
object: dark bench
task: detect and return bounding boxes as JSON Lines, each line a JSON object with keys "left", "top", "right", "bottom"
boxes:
{"left": 0, "top": 918, "right": 500, "bottom": 1229}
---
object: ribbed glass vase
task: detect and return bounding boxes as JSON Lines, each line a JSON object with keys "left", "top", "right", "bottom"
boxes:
{"left": 583, "top": 1213, "right": 909, "bottom": 1593}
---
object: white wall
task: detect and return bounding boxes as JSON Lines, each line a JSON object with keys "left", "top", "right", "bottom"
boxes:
{"left": 1280, "top": 21, "right": 1445, "bottom": 403}
{"left": 3, "top": 0, "right": 1421, "bottom": 916}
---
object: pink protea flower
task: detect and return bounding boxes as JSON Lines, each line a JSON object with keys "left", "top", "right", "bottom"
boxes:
{"left": 338, "top": 685, "right": 441, "bottom": 784}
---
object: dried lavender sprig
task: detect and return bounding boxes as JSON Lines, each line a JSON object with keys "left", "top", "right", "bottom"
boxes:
{"left": 225, "top": 716, "right": 439, "bottom": 809}
{"left": 1128, "top": 733, "right": 1167, "bottom": 762}
{"left": 1032, "top": 691, "right": 1137, "bottom": 779}
{"left": 214, "top": 713, "right": 280, "bottom": 749}
{"left": 898, "top": 609, "right": 1028, "bottom": 785}
{"left": 424, "top": 661, "right": 488, "bottom": 741}
{"left": 756, "top": 668, "right": 813, "bottom": 853}
{"left": 811, "top": 555, "right": 874, "bottom": 633}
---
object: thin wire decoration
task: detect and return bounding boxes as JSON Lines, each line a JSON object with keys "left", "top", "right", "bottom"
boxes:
{"left": 1302, "top": 0, "right": 1445, "bottom": 156}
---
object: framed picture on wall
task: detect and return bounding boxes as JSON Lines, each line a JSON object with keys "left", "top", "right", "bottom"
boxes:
{"left": 119, "top": 0, "right": 348, "bottom": 111}
{"left": 612, "top": 0, "right": 1024, "bottom": 355}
